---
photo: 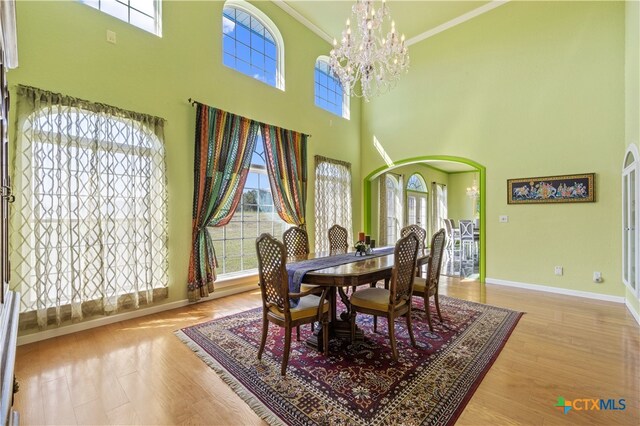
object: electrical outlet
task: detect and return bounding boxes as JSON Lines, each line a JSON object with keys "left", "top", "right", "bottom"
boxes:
{"left": 499, "top": 215, "right": 508, "bottom": 223}
{"left": 593, "top": 271, "right": 603, "bottom": 283}
{"left": 106, "top": 30, "right": 117, "bottom": 44}
{"left": 554, "top": 266, "right": 563, "bottom": 276}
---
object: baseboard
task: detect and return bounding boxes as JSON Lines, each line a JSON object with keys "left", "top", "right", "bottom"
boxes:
{"left": 625, "top": 299, "right": 640, "bottom": 325}
{"left": 17, "top": 282, "right": 258, "bottom": 346}
{"left": 485, "top": 278, "right": 625, "bottom": 303}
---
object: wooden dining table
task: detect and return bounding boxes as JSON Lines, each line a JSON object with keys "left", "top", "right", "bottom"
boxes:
{"left": 288, "top": 248, "right": 430, "bottom": 351}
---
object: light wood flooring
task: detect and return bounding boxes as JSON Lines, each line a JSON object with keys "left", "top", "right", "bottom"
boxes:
{"left": 14, "top": 277, "right": 640, "bottom": 425}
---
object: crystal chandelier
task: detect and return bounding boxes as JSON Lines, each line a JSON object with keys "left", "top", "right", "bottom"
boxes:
{"left": 329, "top": 0, "right": 409, "bottom": 102}
{"left": 466, "top": 179, "right": 480, "bottom": 198}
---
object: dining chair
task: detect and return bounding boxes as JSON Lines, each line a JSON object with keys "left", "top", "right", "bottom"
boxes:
{"left": 459, "top": 220, "right": 475, "bottom": 261}
{"left": 400, "top": 224, "right": 426, "bottom": 250}
{"left": 283, "top": 225, "right": 309, "bottom": 257}
{"left": 328, "top": 224, "right": 349, "bottom": 255}
{"left": 256, "top": 233, "right": 329, "bottom": 376}
{"left": 412, "top": 228, "right": 446, "bottom": 331}
{"left": 349, "top": 233, "right": 420, "bottom": 361}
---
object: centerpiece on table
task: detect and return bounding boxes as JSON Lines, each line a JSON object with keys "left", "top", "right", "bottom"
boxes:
{"left": 355, "top": 232, "right": 374, "bottom": 256}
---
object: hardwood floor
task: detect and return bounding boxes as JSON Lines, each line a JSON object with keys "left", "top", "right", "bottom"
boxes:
{"left": 14, "top": 277, "right": 640, "bottom": 425}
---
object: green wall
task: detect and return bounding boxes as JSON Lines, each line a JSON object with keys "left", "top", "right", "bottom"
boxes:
{"left": 8, "top": 0, "right": 360, "bottom": 304}
{"left": 447, "top": 172, "right": 479, "bottom": 223}
{"left": 625, "top": 0, "right": 640, "bottom": 316}
{"left": 361, "top": 1, "right": 625, "bottom": 297}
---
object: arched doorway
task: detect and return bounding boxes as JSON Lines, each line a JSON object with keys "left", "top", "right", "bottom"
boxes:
{"left": 363, "top": 155, "right": 486, "bottom": 283}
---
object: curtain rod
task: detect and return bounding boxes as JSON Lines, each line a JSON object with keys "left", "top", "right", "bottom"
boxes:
{"left": 188, "top": 98, "right": 312, "bottom": 138}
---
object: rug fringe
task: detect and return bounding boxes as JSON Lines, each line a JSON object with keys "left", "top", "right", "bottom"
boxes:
{"left": 174, "top": 330, "right": 285, "bottom": 426}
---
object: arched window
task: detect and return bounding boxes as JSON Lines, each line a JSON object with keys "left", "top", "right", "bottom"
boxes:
{"left": 314, "top": 56, "right": 349, "bottom": 119}
{"left": 385, "top": 175, "right": 402, "bottom": 243}
{"left": 14, "top": 100, "right": 168, "bottom": 322}
{"left": 222, "top": 0, "right": 284, "bottom": 90}
{"left": 406, "top": 173, "right": 427, "bottom": 192}
{"left": 406, "top": 173, "right": 428, "bottom": 228}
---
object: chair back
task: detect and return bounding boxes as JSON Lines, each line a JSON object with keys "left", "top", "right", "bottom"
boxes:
{"left": 426, "top": 229, "right": 447, "bottom": 292}
{"left": 283, "top": 226, "right": 309, "bottom": 257}
{"left": 389, "top": 233, "right": 419, "bottom": 304}
{"left": 401, "top": 224, "right": 427, "bottom": 250}
{"left": 328, "top": 224, "right": 349, "bottom": 255}
{"left": 459, "top": 220, "right": 474, "bottom": 241}
{"left": 443, "top": 219, "right": 452, "bottom": 236}
{"left": 256, "top": 233, "right": 289, "bottom": 312}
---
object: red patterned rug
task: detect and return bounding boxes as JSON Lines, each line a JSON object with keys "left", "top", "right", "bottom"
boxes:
{"left": 176, "top": 295, "right": 522, "bottom": 425}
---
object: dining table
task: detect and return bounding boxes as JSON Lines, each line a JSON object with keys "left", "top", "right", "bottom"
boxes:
{"left": 287, "top": 247, "right": 430, "bottom": 351}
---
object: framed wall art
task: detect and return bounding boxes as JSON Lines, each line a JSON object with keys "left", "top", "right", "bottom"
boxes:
{"left": 507, "top": 173, "right": 595, "bottom": 204}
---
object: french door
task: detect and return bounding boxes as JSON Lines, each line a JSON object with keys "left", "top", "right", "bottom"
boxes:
{"left": 407, "top": 192, "right": 427, "bottom": 229}
{"left": 622, "top": 144, "right": 639, "bottom": 297}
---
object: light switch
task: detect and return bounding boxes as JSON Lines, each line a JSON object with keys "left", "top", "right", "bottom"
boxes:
{"left": 107, "top": 30, "right": 117, "bottom": 44}
{"left": 499, "top": 215, "right": 508, "bottom": 223}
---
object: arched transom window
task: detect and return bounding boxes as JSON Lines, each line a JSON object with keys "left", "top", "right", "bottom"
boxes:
{"left": 314, "top": 56, "right": 349, "bottom": 119}
{"left": 222, "top": 0, "right": 285, "bottom": 90}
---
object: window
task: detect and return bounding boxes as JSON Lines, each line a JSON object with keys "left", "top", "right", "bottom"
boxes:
{"left": 15, "top": 102, "right": 168, "bottom": 319}
{"left": 222, "top": 0, "right": 284, "bottom": 89}
{"left": 315, "top": 57, "right": 349, "bottom": 119}
{"left": 406, "top": 173, "right": 427, "bottom": 228}
{"left": 209, "top": 136, "right": 287, "bottom": 276}
{"left": 386, "top": 175, "right": 402, "bottom": 244}
{"left": 81, "top": 0, "right": 162, "bottom": 36}
{"left": 315, "top": 156, "right": 353, "bottom": 252}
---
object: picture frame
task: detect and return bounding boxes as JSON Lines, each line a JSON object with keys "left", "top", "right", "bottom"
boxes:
{"left": 507, "top": 173, "right": 595, "bottom": 204}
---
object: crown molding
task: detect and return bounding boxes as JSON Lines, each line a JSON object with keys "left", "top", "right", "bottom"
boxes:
{"left": 272, "top": 0, "right": 333, "bottom": 44}
{"left": 272, "top": 0, "right": 510, "bottom": 49}
{"left": 406, "top": 0, "right": 510, "bottom": 46}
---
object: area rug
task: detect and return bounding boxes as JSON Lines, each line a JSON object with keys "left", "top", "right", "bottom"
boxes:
{"left": 176, "top": 296, "right": 523, "bottom": 426}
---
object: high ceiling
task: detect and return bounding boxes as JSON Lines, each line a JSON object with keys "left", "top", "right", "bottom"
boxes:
{"left": 423, "top": 161, "right": 476, "bottom": 173}
{"left": 281, "top": 1, "right": 492, "bottom": 43}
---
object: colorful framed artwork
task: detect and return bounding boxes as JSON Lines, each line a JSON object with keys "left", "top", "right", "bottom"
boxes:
{"left": 507, "top": 173, "right": 595, "bottom": 204}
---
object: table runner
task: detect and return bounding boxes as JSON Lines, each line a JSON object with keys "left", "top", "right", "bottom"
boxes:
{"left": 286, "top": 247, "right": 395, "bottom": 301}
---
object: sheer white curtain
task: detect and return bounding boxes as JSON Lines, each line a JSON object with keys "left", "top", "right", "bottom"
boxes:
{"left": 379, "top": 173, "right": 403, "bottom": 246}
{"left": 430, "top": 182, "right": 448, "bottom": 236}
{"left": 314, "top": 156, "right": 352, "bottom": 252}
{"left": 12, "top": 86, "right": 168, "bottom": 328}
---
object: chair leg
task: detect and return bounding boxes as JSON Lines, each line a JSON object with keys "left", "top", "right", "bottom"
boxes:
{"left": 434, "top": 294, "right": 443, "bottom": 322}
{"left": 311, "top": 322, "right": 315, "bottom": 332}
{"left": 424, "top": 296, "right": 433, "bottom": 332}
{"left": 388, "top": 314, "right": 398, "bottom": 361}
{"left": 350, "top": 312, "right": 357, "bottom": 343}
{"left": 373, "top": 315, "right": 378, "bottom": 333}
{"left": 322, "top": 316, "right": 329, "bottom": 356}
{"left": 281, "top": 326, "right": 292, "bottom": 376}
{"left": 296, "top": 326, "right": 300, "bottom": 341}
{"left": 405, "top": 310, "right": 417, "bottom": 347}
{"left": 258, "top": 314, "right": 268, "bottom": 360}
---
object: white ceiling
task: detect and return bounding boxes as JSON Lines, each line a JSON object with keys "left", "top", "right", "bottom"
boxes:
{"left": 423, "top": 160, "right": 476, "bottom": 173}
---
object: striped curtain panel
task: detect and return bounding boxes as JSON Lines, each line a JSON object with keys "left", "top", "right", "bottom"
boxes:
{"left": 188, "top": 105, "right": 260, "bottom": 302}
{"left": 261, "top": 125, "right": 308, "bottom": 226}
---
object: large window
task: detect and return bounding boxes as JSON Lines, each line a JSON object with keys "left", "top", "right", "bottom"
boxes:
{"left": 314, "top": 156, "right": 353, "bottom": 252}
{"left": 209, "top": 136, "right": 287, "bottom": 276}
{"left": 385, "top": 175, "right": 402, "bottom": 244}
{"left": 314, "top": 57, "right": 349, "bottom": 119}
{"left": 406, "top": 173, "right": 428, "bottom": 229}
{"left": 14, "top": 96, "right": 168, "bottom": 324}
{"left": 222, "top": 0, "right": 284, "bottom": 89}
{"left": 81, "top": 0, "right": 162, "bottom": 36}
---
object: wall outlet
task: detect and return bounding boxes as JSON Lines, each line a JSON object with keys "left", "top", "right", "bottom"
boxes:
{"left": 554, "top": 266, "right": 563, "bottom": 276}
{"left": 593, "top": 271, "right": 603, "bottom": 283}
{"left": 499, "top": 215, "right": 508, "bottom": 223}
{"left": 107, "top": 30, "right": 117, "bottom": 44}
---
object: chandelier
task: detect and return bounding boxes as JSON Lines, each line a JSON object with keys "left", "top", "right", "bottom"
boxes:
{"left": 329, "top": 0, "right": 409, "bottom": 102}
{"left": 466, "top": 179, "right": 479, "bottom": 198}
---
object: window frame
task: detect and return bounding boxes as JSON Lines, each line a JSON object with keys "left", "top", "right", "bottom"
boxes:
{"left": 314, "top": 56, "right": 350, "bottom": 119}
{"left": 80, "top": 0, "right": 162, "bottom": 36}
{"left": 222, "top": 0, "right": 285, "bottom": 90}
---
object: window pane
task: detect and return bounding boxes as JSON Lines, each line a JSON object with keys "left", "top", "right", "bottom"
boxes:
{"left": 100, "top": 0, "right": 129, "bottom": 22}
{"left": 129, "top": 0, "right": 155, "bottom": 17}
{"left": 315, "top": 59, "right": 347, "bottom": 118}
{"left": 130, "top": 10, "right": 156, "bottom": 34}
{"left": 221, "top": 6, "right": 279, "bottom": 88}
{"left": 81, "top": 0, "right": 160, "bottom": 35}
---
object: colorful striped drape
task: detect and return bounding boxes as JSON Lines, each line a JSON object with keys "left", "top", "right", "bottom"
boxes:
{"left": 188, "top": 105, "right": 260, "bottom": 302}
{"left": 261, "top": 125, "right": 308, "bottom": 226}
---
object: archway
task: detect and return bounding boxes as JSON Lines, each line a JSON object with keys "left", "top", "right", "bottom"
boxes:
{"left": 362, "top": 155, "right": 486, "bottom": 283}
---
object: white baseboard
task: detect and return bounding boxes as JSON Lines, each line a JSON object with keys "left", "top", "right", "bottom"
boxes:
{"left": 17, "top": 282, "right": 258, "bottom": 346}
{"left": 485, "top": 277, "right": 626, "bottom": 303}
{"left": 625, "top": 299, "right": 640, "bottom": 325}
